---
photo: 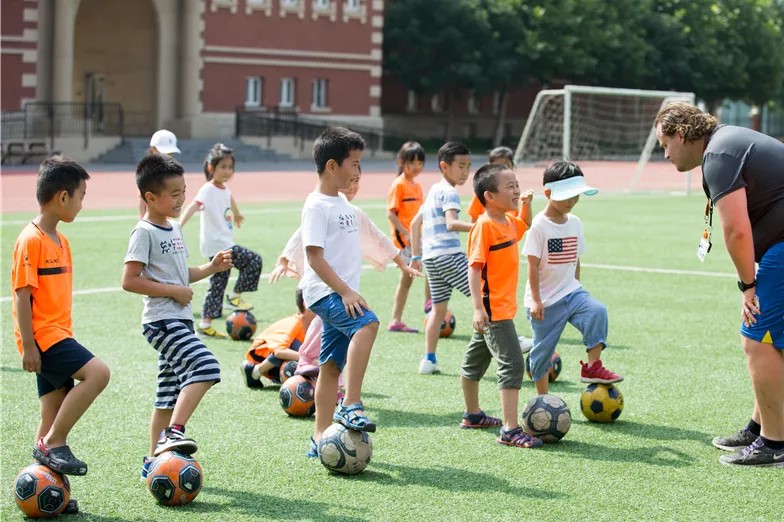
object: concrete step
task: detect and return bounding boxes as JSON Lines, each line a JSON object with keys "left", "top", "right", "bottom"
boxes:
{"left": 93, "top": 138, "right": 290, "bottom": 165}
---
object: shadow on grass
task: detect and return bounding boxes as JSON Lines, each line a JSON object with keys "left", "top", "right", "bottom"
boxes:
{"left": 369, "top": 406, "right": 461, "bottom": 428}
{"left": 197, "top": 486, "right": 366, "bottom": 521}
{"left": 545, "top": 439, "right": 696, "bottom": 468}
{"left": 359, "top": 462, "right": 566, "bottom": 500}
{"left": 600, "top": 419, "right": 711, "bottom": 443}
{"left": 65, "top": 513, "right": 147, "bottom": 522}
{"left": 1, "top": 365, "right": 24, "bottom": 373}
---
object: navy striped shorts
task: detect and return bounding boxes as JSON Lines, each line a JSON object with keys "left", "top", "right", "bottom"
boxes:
{"left": 142, "top": 319, "right": 221, "bottom": 409}
{"left": 423, "top": 252, "right": 471, "bottom": 304}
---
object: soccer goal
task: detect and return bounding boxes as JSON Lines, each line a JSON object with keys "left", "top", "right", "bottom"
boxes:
{"left": 513, "top": 85, "right": 696, "bottom": 193}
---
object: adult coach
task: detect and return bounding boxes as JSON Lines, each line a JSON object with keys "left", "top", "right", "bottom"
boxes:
{"left": 655, "top": 102, "right": 784, "bottom": 467}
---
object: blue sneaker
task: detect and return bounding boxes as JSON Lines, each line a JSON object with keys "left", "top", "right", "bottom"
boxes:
{"left": 141, "top": 456, "right": 153, "bottom": 481}
{"left": 306, "top": 437, "right": 318, "bottom": 459}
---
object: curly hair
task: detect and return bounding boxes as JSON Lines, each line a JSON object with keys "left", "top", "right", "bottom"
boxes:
{"left": 655, "top": 102, "right": 719, "bottom": 141}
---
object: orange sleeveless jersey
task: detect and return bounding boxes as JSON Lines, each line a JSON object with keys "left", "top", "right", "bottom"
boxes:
{"left": 246, "top": 314, "right": 305, "bottom": 363}
{"left": 386, "top": 174, "right": 423, "bottom": 249}
{"left": 12, "top": 223, "right": 74, "bottom": 354}
{"left": 467, "top": 214, "right": 528, "bottom": 322}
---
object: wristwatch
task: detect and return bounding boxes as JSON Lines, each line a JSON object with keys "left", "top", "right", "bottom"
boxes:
{"left": 737, "top": 279, "right": 756, "bottom": 292}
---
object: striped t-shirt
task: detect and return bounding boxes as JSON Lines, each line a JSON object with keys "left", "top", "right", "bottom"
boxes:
{"left": 422, "top": 180, "right": 463, "bottom": 260}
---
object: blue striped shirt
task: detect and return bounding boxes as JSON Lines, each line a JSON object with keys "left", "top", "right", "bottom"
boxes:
{"left": 422, "top": 180, "right": 463, "bottom": 259}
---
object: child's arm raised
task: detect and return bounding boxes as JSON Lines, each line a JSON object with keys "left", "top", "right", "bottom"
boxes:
{"left": 122, "top": 261, "right": 194, "bottom": 306}
{"left": 527, "top": 255, "right": 544, "bottom": 320}
{"left": 230, "top": 195, "right": 245, "bottom": 228}
{"left": 14, "top": 286, "right": 40, "bottom": 373}
{"left": 306, "top": 245, "right": 368, "bottom": 319}
{"left": 445, "top": 209, "right": 473, "bottom": 232}
{"left": 517, "top": 189, "right": 534, "bottom": 226}
{"left": 179, "top": 200, "right": 200, "bottom": 228}
{"left": 188, "top": 249, "right": 233, "bottom": 283}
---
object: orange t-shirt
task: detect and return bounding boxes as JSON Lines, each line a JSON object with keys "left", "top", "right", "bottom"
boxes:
{"left": 12, "top": 223, "right": 74, "bottom": 354}
{"left": 246, "top": 314, "right": 305, "bottom": 363}
{"left": 386, "top": 174, "right": 423, "bottom": 249}
{"left": 467, "top": 214, "right": 528, "bottom": 322}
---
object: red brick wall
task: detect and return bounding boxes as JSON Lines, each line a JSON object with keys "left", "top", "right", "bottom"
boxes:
{"left": 1, "top": 0, "right": 38, "bottom": 110}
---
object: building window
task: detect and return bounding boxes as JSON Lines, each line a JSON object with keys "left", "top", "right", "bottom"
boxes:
{"left": 431, "top": 92, "right": 444, "bottom": 113}
{"left": 280, "top": 0, "right": 305, "bottom": 18}
{"left": 245, "top": 0, "right": 272, "bottom": 15}
{"left": 280, "top": 78, "right": 296, "bottom": 108}
{"left": 312, "top": 0, "right": 336, "bottom": 20}
{"left": 342, "top": 0, "right": 366, "bottom": 23}
{"left": 211, "top": 0, "right": 238, "bottom": 13}
{"left": 312, "top": 78, "right": 329, "bottom": 110}
{"left": 245, "top": 77, "right": 262, "bottom": 108}
{"left": 406, "top": 90, "right": 418, "bottom": 112}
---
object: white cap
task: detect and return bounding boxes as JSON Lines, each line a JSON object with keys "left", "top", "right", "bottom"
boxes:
{"left": 544, "top": 176, "right": 598, "bottom": 201}
{"left": 149, "top": 129, "right": 180, "bottom": 154}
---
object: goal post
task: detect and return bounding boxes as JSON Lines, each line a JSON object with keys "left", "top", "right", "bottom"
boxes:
{"left": 513, "top": 85, "right": 696, "bottom": 192}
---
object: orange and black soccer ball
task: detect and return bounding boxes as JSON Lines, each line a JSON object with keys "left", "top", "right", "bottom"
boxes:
{"left": 146, "top": 451, "right": 203, "bottom": 506}
{"left": 14, "top": 463, "right": 70, "bottom": 518}
{"left": 226, "top": 310, "right": 257, "bottom": 340}
{"left": 279, "top": 360, "right": 299, "bottom": 383}
{"left": 424, "top": 309, "right": 456, "bottom": 338}
{"left": 525, "top": 351, "right": 562, "bottom": 382}
{"left": 279, "top": 375, "right": 315, "bottom": 417}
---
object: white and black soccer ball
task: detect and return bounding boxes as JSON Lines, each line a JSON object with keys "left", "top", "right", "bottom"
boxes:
{"left": 522, "top": 393, "right": 571, "bottom": 443}
{"left": 318, "top": 423, "right": 373, "bottom": 475}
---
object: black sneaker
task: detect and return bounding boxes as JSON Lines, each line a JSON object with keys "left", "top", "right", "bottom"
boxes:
{"left": 153, "top": 427, "right": 198, "bottom": 457}
{"left": 241, "top": 361, "right": 263, "bottom": 389}
{"left": 712, "top": 428, "right": 757, "bottom": 451}
{"left": 719, "top": 437, "right": 784, "bottom": 467}
{"left": 32, "top": 438, "right": 88, "bottom": 476}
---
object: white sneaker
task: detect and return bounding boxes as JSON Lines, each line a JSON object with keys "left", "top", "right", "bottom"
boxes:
{"left": 518, "top": 336, "right": 533, "bottom": 354}
{"left": 418, "top": 359, "right": 440, "bottom": 374}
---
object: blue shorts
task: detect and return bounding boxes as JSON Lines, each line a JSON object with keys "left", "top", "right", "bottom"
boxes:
{"left": 742, "top": 241, "right": 784, "bottom": 349}
{"left": 309, "top": 292, "right": 379, "bottom": 371}
{"left": 36, "top": 338, "right": 95, "bottom": 398}
{"left": 526, "top": 288, "right": 607, "bottom": 382}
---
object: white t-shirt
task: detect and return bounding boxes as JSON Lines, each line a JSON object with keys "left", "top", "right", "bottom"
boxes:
{"left": 522, "top": 212, "right": 586, "bottom": 307}
{"left": 193, "top": 182, "right": 234, "bottom": 257}
{"left": 298, "top": 192, "right": 362, "bottom": 308}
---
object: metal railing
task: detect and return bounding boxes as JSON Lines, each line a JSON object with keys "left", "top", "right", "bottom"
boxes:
{"left": 0, "top": 102, "right": 124, "bottom": 149}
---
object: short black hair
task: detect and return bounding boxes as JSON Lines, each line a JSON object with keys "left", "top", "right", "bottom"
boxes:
{"left": 488, "top": 146, "right": 514, "bottom": 167}
{"left": 313, "top": 126, "right": 365, "bottom": 174}
{"left": 437, "top": 141, "right": 471, "bottom": 167}
{"left": 396, "top": 141, "right": 426, "bottom": 174}
{"left": 295, "top": 289, "right": 306, "bottom": 314}
{"left": 36, "top": 155, "right": 91, "bottom": 204}
{"left": 136, "top": 153, "right": 185, "bottom": 201}
{"left": 204, "top": 143, "right": 235, "bottom": 181}
{"left": 473, "top": 163, "right": 508, "bottom": 206}
{"left": 543, "top": 161, "right": 585, "bottom": 185}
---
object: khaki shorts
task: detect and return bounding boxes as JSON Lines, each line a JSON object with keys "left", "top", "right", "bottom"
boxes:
{"left": 461, "top": 319, "right": 524, "bottom": 389}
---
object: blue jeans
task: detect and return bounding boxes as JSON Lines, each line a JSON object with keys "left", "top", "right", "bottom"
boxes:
{"left": 309, "top": 292, "right": 379, "bottom": 371}
{"left": 526, "top": 288, "right": 607, "bottom": 382}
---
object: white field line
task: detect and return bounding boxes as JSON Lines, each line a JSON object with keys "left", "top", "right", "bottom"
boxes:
{"left": 0, "top": 262, "right": 735, "bottom": 303}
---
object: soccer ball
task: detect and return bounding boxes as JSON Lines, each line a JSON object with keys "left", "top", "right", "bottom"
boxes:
{"left": 525, "top": 351, "right": 562, "bottom": 382}
{"left": 279, "top": 375, "right": 315, "bottom": 417}
{"left": 318, "top": 423, "right": 373, "bottom": 475}
{"left": 146, "top": 452, "right": 203, "bottom": 506}
{"left": 279, "top": 360, "right": 299, "bottom": 384}
{"left": 14, "top": 464, "right": 70, "bottom": 518}
{"left": 226, "top": 310, "right": 257, "bottom": 340}
{"left": 580, "top": 383, "right": 624, "bottom": 423}
{"left": 425, "top": 309, "right": 456, "bottom": 338}
{"left": 521, "top": 394, "right": 572, "bottom": 443}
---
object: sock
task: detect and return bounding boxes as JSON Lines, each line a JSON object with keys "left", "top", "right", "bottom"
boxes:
{"left": 746, "top": 419, "right": 762, "bottom": 436}
{"left": 251, "top": 365, "right": 261, "bottom": 379}
{"left": 760, "top": 436, "right": 784, "bottom": 450}
{"left": 171, "top": 424, "right": 185, "bottom": 434}
{"left": 200, "top": 321, "right": 211, "bottom": 329}
{"left": 425, "top": 353, "right": 437, "bottom": 363}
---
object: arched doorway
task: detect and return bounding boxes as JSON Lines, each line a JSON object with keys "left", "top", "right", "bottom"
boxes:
{"left": 73, "top": 0, "right": 157, "bottom": 136}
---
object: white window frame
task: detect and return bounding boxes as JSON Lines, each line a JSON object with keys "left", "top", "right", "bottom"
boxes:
{"left": 280, "top": 0, "right": 305, "bottom": 18}
{"left": 245, "top": 0, "right": 272, "bottom": 15}
{"left": 245, "top": 77, "right": 262, "bottom": 108}
{"left": 467, "top": 91, "right": 479, "bottom": 114}
{"left": 406, "top": 90, "right": 418, "bottom": 112}
{"left": 311, "top": 0, "right": 336, "bottom": 20}
{"left": 431, "top": 92, "right": 444, "bottom": 113}
{"left": 311, "top": 78, "right": 329, "bottom": 111}
{"left": 342, "top": 0, "right": 366, "bottom": 22}
{"left": 280, "top": 78, "right": 296, "bottom": 108}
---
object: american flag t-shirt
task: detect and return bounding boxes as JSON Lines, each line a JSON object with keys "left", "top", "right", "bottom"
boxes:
{"left": 547, "top": 237, "right": 578, "bottom": 264}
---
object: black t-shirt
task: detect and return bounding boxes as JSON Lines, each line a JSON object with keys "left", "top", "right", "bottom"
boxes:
{"left": 702, "top": 125, "right": 784, "bottom": 262}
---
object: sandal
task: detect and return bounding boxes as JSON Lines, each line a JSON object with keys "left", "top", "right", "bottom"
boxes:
{"left": 460, "top": 410, "right": 502, "bottom": 429}
{"left": 497, "top": 427, "right": 544, "bottom": 449}
{"left": 306, "top": 437, "right": 319, "bottom": 459}
{"left": 33, "top": 438, "right": 88, "bottom": 476}
{"left": 333, "top": 401, "right": 377, "bottom": 433}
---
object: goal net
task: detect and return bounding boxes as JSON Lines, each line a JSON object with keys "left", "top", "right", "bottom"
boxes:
{"left": 513, "top": 85, "right": 696, "bottom": 193}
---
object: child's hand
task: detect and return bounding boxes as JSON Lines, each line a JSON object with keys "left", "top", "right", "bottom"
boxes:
{"left": 234, "top": 212, "right": 245, "bottom": 228}
{"left": 530, "top": 300, "right": 545, "bottom": 321}
{"left": 521, "top": 189, "right": 534, "bottom": 206}
{"left": 21, "top": 344, "right": 41, "bottom": 373}
{"left": 268, "top": 261, "right": 290, "bottom": 284}
{"left": 401, "top": 265, "right": 422, "bottom": 279}
{"left": 472, "top": 309, "right": 490, "bottom": 334}
{"left": 409, "top": 259, "right": 422, "bottom": 272}
{"left": 211, "top": 249, "right": 234, "bottom": 272}
{"left": 340, "top": 290, "right": 369, "bottom": 319}
{"left": 171, "top": 285, "right": 194, "bottom": 306}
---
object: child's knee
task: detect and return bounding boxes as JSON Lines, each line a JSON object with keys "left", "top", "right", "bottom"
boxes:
{"left": 82, "top": 358, "right": 111, "bottom": 389}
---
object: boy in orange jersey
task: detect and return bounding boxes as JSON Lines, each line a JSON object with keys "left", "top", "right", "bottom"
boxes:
{"left": 461, "top": 163, "right": 542, "bottom": 449}
{"left": 241, "top": 290, "right": 316, "bottom": 388}
{"left": 386, "top": 141, "right": 429, "bottom": 332}
{"left": 12, "top": 156, "right": 112, "bottom": 514}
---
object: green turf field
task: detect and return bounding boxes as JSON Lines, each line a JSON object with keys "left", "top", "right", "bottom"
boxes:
{"left": 1, "top": 194, "right": 777, "bottom": 521}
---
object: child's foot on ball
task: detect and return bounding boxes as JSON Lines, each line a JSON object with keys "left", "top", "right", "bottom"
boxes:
{"left": 140, "top": 456, "right": 153, "bottom": 481}
{"left": 154, "top": 427, "right": 197, "bottom": 456}
{"left": 580, "top": 360, "right": 623, "bottom": 384}
{"left": 32, "top": 438, "right": 88, "bottom": 476}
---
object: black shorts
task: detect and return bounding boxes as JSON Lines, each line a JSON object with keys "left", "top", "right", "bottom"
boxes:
{"left": 36, "top": 338, "right": 95, "bottom": 398}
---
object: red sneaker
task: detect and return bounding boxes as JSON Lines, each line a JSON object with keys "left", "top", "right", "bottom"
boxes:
{"left": 580, "top": 360, "right": 623, "bottom": 384}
